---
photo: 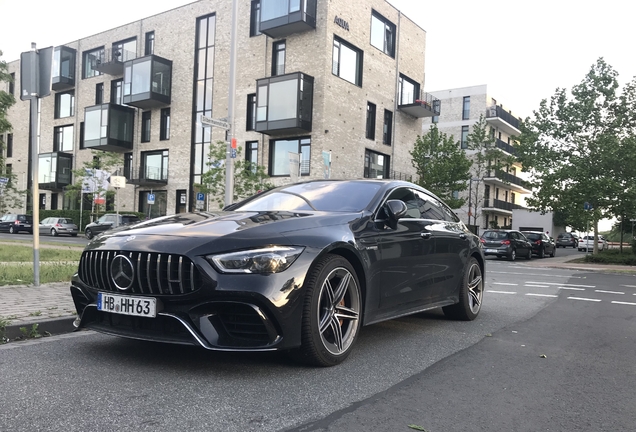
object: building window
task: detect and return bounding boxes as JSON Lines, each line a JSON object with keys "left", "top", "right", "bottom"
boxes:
{"left": 51, "top": 193, "right": 59, "bottom": 210}
{"left": 370, "top": 11, "right": 395, "bottom": 58}
{"left": 5, "top": 164, "right": 12, "bottom": 184}
{"left": 246, "top": 93, "right": 257, "bottom": 131}
{"left": 54, "top": 91, "right": 74, "bottom": 119}
{"left": 123, "top": 152, "right": 132, "bottom": 179}
{"left": 269, "top": 137, "right": 310, "bottom": 176}
{"left": 94, "top": 83, "right": 103, "bottom": 104}
{"left": 246, "top": 141, "right": 258, "bottom": 172}
{"left": 139, "top": 190, "right": 167, "bottom": 218}
{"left": 462, "top": 96, "right": 470, "bottom": 120}
{"left": 383, "top": 109, "right": 393, "bottom": 145}
{"left": 145, "top": 31, "right": 155, "bottom": 56}
{"left": 432, "top": 100, "right": 441, "bottom": 123}
{"left": 461, "top": 125, "right": 469, "bottom": 149}
{"left": 398, "top": 74, "right": 420, "bottom": 105}
{"left": 366, "top": 102, "right": 376, "bottom": 140}
{"left": 113, "top": 37, "right": 137, "bottom": 62}
{"left": 272, "top": 40, "right": 286, "bottom": 76}
{"left": 110, "top": 79, "right": 123, "bottom": 105}
{"left": 54, "top": 125, "right": 74, "bottom": 152}
{"left": 332, "top": 37, "right": 363, "bottom": 87}
{"left": 364, "top": 149, "right": 389, "bottom": 179}
{"left": 141, "top": 150, "right": 169, "bottom": 181}
{"left": 82, "top": 47, "right": 104, "bottom": 79}
{"left": 9, "top": 73, "right": 15, "bottom": 95}
{"left": 250, "top": 0, "right": 261, "bottom": 37}
{"left": 141, "top": 111, "right": 151, "bottom": 142}
{"left": 6, "top": 134, "right": 13, "bottom": 158}
{"left": 160, "top": 108, "right": 170, "bottom": 140}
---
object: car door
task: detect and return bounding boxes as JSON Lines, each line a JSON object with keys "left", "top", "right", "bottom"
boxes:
{"left": 514, "top": 231, "right": 530, "bottom": 255}
{"left": 39, "top": 218, "right": 50, "bottom": 235}
{"left": 0, "top": 215, "right": 7, "bottom": 232}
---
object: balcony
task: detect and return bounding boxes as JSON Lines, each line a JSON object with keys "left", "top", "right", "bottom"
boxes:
{"left": 483, "top": 198, "right": 526, "bottom": 213}
{"left": 38, "top": 152, "right": 73, "bottom": 190}
{"left": 495, "top": 138, "right": 517, "bottom": 156}
{"left": 122, "top": 55, "right": 172, "bottom": 109}
{"left": 398, "top": 91, "right": 441, "bottom": 118}
{"left": 484, "top": 170, "right": 531, "bottom": 193}
{"left": 259, "top": 0, "right": 316, "bottom": 38}
{"left": 486, "top": 105, "right": 521, "bottom": 136}
{"left": 84, "top": 104, "right": 135, "bottom": 153}
{"left": 51, "top": 46, "right": 76, "bottom": 91}
{"left": 255, "top": 72, "right": 313, "bottom": 135}
{"left": 126, "top": 166, "right": 168, "bottom": 186}
{"left": 94, "top": 47, "right": 136, "bottom": 76}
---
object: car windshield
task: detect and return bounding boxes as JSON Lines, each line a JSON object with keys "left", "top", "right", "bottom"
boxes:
{"left": 524, "top": 233, "right": 542, "bottom": 240}
{"left": 235, "top": 181, "right": 383, "bottom": 212}
{"left": 482, "top": 231, "right": 508, "bottom": 240}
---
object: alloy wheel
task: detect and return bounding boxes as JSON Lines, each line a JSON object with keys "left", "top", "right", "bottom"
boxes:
{"left": 466, "top": 262, "right": 483, "bottom": 315}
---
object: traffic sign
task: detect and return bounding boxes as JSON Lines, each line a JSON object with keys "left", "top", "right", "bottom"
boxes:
{"left": 0, "top": 177, "right": 8, "bottom": 184}
{"left": 231, "top": 148, "right": 237, "bottom": 158}
{"left": 147, "top": 193, "right": 155, "bottom": 205}
{"left": 584, "top": 202, "right": 592, "bottom": 211}
{"left": 201, "top": 116, "right": 230, "bottom": 130}
{"left": 197, "top": 192, "right": 205, "bottom": 201}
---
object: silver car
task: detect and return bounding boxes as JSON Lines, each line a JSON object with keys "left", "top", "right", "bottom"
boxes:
{"left": 39, "top": 217, "right": 79, "bottom": 237}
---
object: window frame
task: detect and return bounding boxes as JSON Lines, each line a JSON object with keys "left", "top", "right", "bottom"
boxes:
{"left": 461, "top": 125, "right": 469, "bottom": 149}
{"left": 110, "top": 79, "right": 123, "bottom": 105}
{"left": 145, "top": 31, "right": 155, "bottom": 56}
{"left": 268, "top": 137, "right": 311, "bottom": 177}
{"left": 54, "top": 91, "right": 75, "bottom": 119}
{"left": 398, "top": 73, "right": 420, "bottom": 106}
{"left": 53, "top": 124, "right": 74, "bottom": 152}
{"left": 462, "top": 96, "right": 470, "bottom": 120}
{"left": 366, "top": 102, "right": 376, "bottom": 140}
{"left": 160, "top": 108, "right": 171, "bottom": 141}
{"left": 6, "top": 133, "right": 13, "bottom": 158}
{"left": 383, "top": 109, "right": 393, "bottom": 145}
{"left": 332, "top": 36, "right": 363, "bottom": 87}
{"left": 250, "top": 0, "right": 262, "bottom": 37}
{"left": 141, "top": 111, "right": 151, "bottom": 143}
{"left": 272, "top": 40, "right": 286, "bottom": 76}
{"left": 364, "top": 148, "right": 390, "bottom": 179}
{"left": 82, "top": 47, "right": 104, "bottom": 79}
{"left": 141, "top": 149, "right": 169, "bottom": 181}
{"left": 370, "top": 10, "right": 396, "bottom": 58}
{"left": 245, "top": 140, "right": 259, "bottom": 173}
{"left": 246, "top": 93, "right": 257, "bottom": 131}
{"left": 95, "top": 83, "right": 104, "bottom": 105}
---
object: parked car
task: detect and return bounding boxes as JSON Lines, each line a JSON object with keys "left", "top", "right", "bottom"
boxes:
{"left": 0, "top": 214, "right": 33, "bottom": 234}
{"left": 39, "top": 217, "right": 79, "bottom": 237}
{"left": 556, "top": 232, "right": 579, "bottom": 248}
{"left": 521, "top": 231, "right": 556, "bottom": 258}
{"left": 480, "top": 229, "right": 533, "bottom": 261}
{"left": 71, "top": 179, "right": 485, "bottom": 367}
{"left": 578, "top": 235, "right": 608, "bottom": 251}
{"left": 84, "top": 214, "right": 141, "bottom": 239}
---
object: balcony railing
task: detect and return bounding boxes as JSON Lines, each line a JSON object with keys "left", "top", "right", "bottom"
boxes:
{"left": 94, "top": 48, "right": 136, "bottom": 76}
{"left": 483, "top": 199, "right": 525, "bottom": 211}
{"left": 389, "top": 170, "right": 416, "bottom": 182}
{"left": 255, "top": 72, "right": 313, "bottom": 135}
{"left": 485, "top": 170, "right": 529, "bottom": 189}
{"left": 495, "top": 138, "right": 517, "bottom": 155}
{"left": 259, "top": 0, "right": 317, "bottom": 38}
{"left": 126, "top": 166, "right": 168, "bottom": 186}
{"left": 398, "top": 91, "right": 441, "bottom": 118}
{"left": 486, "top": 105, "right": 521, "bottom": 135}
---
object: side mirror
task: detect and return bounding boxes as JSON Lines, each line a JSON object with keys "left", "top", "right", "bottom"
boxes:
{"left": 384, "top": 200, "right": 408, "bottom": 230}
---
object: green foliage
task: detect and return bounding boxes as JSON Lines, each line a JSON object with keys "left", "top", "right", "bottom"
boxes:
{"left": 583, "top": 249, "right": 636, "bottom": 265}
{"left": 516, "top": 58, "right": 636, "bottom": 236}
{"left": 0, "top": 262, "right": 79, "bottom": 286}
{"left": 19, "top": 324, "right": 41, "bottom": 339}
{"left": 0, "top": 243, "right": 82, "bottom": 262}
{"left": 198, "top": 140, "right": 274, "bottom": 208}
{"left": 410, "top": 125, "right": 471, "bottom": 208}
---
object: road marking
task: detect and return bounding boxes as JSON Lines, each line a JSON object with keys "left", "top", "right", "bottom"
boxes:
{"left": 493, "top": 282, "right": 518, "bottom": 286}
{"left": 526, "top": 281, "right": 595, "bottom": 288}
{"left": 489, "top": 271, "right": 582, "bottom": 279}
{"left": 568, "top": 297, "right": 601, "bottom": 302}
{"left": 559, "top": 287, "right": 585, "bottom": 291}
{"left": 526, "top": 293, "right": 558, "bottom": 298}
{"left": 621, "top": 285, "right": 636, "bottom": 288}
{"left": 611, "top": 301, "right": 636, "bottom": 306}
{"left": 594, "top": 289, "right": 624, "bottom": 295}
{"left": 525, "top": 284, "right": 549, "bottom": 288}
{"left": 487, "top": 290, "right": 517, "bottom": 294}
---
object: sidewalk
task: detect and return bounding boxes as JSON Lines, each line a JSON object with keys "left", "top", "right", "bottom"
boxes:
{"left": 2, "top": 255, "right": 636, "bottom": 342}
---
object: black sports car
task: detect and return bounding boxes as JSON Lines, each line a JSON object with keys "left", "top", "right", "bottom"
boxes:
{"left": 70, "top": 180, "right": 485, "bottom": 366}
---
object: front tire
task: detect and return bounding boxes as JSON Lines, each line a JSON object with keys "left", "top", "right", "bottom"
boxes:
{"left": 443, "top": 257, "right": 483, "bottom": 321}
{"left": 539, "top": 247, "right": 545, "bottom": 258}
{"left": 85, "top": 228, "right": 93, "bottom": 240}
{"left": 292, "top": 254, "right": 361, "bottom": 367}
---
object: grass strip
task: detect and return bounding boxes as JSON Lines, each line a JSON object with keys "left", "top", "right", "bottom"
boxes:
{"left": 0, "top": 244, "right": 82, "bottom": 262}
{"left": 0, "top": 262, "right": 78, "bottom": 286}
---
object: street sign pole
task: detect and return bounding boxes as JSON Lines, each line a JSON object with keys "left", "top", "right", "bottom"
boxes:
{"left": 225, "top": 0, "right": 238, "bottom": 208}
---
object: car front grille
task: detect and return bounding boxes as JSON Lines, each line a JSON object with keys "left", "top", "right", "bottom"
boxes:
{"left": 79, "top": 250, "right": 201, "bottom": 295}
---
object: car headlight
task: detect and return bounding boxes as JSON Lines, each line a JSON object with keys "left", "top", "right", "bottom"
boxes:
{"left": 206, "top": 246, "right": 305, "bottom": 274}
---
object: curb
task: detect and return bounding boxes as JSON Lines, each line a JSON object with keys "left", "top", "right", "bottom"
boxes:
{"left": 4, "top": 316, "right": 76, "bottom": 340}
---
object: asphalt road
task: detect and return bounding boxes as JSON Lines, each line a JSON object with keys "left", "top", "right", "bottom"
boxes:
{"left": 1, "top": 259, "right": 635, "bottom": 431}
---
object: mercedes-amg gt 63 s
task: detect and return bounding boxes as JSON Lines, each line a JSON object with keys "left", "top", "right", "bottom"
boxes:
{"left": 71, "top": 180, "right": 485, "bottom": 366}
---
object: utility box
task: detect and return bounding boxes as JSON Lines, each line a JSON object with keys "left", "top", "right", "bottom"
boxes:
{"left": 512, "top": 209, "right": 565, "bottom": 239}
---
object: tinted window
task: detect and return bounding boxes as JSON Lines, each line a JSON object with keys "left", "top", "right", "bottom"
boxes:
{"left": 122, "top": 216, "right": 140, "bottom": 223}
{"left": 482, "top": 231, "right": 508, "bottom": 240}
{"left": 524, "top": 233, "right": 542, "bottom": 240}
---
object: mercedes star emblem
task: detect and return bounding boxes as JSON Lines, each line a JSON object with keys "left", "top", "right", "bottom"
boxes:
{"left": 111, "top": 254, "right": 135, "bottom": 291}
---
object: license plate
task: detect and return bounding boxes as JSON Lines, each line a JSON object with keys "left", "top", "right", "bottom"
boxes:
{"left": 97, "top": 292, "right": 157, "bottom": 318}
{"left": 485, "top": 248, "right": 498, "bottom": 253}
{"left": 24, "top": 224, "right": 31, "bottom": 228}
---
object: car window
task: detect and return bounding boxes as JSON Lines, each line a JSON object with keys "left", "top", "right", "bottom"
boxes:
{"left": 122, "top": 216, "right": 140, "bottom": 223}
{"left": 482, "top": 231, "right": 508, "bottom": 240}
{"left": 524, "top": 233, "right": 542, "bottom": 240}
{"left": 60, "top": 218, "right": 73, "bottom": 224}
{"left": 97, "top": 215, "right": 108, "bottom": 223}
{"left": 412, "top": 189, "right": 447, "bottom": 221}
{"left": 41, "top": 218, "right": 49, "bottom": 224}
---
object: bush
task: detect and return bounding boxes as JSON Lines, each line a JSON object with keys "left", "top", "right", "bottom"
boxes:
{"left": 584, "top": 249, "right": 636, "bottom": 265}
{"left": 632, "top": 237, "right": 636, "bottom": 255}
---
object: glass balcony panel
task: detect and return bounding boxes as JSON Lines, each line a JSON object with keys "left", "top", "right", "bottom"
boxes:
{"left": 84, "top": 109, "right": 103, "bottom": 141}
{"left": 269, "top": 79, "right": 298, "bottom": 121}
{"left": 255, "top": 72, "right": 313, "bottom": 135}
{"left": 262, "top": 0, "right": 289, "bottom": 21}
{"left": 38, "top": 152, "right": 73, "bottom": 190}
{"left": 131, "top": 59, "right": 151, "bottom": 95}
{"left": 260, "top": 0, "right": 316, "bottom": 38}
{"left": 52, "top": 46, "right": 76, "bottom": 90}
{"left": 122, "top": 55, "right": 172, "bottom": 109}
{"left": 84, "top": 104, "right": 134, "bottom": 152}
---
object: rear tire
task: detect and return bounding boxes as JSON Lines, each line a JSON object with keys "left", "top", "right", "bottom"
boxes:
{"left": 9, "top": 226, "right": 16, "bottom": 234}
{"left": 526, "top": 248, "right": 532, "bottom": 260}
{"left": 550, "top": 247, "right": 556, "bottom": 257}
{"left": 443, "top": 257, "right": 483, "bottom": 321}
{"left": 51, "top": 228, "right": 58, "bottom": 237}
{"left": 539, "top": 247, "right": 545, "bottom": 259}
{"left": 508, "top": 249, "right": 516, "bottom": 261}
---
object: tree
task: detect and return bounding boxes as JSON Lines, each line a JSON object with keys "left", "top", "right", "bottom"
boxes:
{"left": 198, "top": 140, "right": 274, "bottom": 208}
{"left": 410, "top": 124, "right": 472, "bottom": 209}
{"left": 466, "top": 115, "right": 515, "bottom": 227}
{"left": 516, "top": 58, "right": 636, "bottom": 253}
{"left": 0, "top": 49, "right": 24, "bottom": 213}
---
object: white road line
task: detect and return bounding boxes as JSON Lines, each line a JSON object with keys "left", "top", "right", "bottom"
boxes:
{"left": 526, "top": 281, "right": 595, "bottom": 288}
{"left": 493, "top": 282, "right": 518, "bottom": 286}
{"left": 487, "top": 290, "right": 517, "bottom": 294}
{"left": 621, "top": 285, "right": 636, "bottom": 288}
{"left": 526, "top": 293, "right": 558, "bottom": 298}
{"left": 559, "top": 287, "right": 585, "bottom": 291}
{"left": 568, "top": 297, "right": 601, "bottom": 302}
{"left": 489, "top": 272, "right": 582, "bottom": 279}
{"left": 611, "top": 301, "right": 636, "bottom": 306}
{"left": 594, "top": 290, "right": 624, "bottom": 295}
{"left": 525, "top": 284, "right": 549, "bottom": 288}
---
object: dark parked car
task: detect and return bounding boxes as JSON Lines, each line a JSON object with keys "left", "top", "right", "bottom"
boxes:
{"left": 84, "top": 214, "right": 141, "bottom": 239}
{"left": 0, "top": 214, "right": 33, "bottom": 234}
{"left": 556, "top": 232, "right": 579, "bottom": 248}
{"left": 39, "top": 217, "right": 79, "bottom": 237}
{"left": 480, "top": 229, "right": 533, "bottom": 261}
{"left": 521, "top": 231, "right": 556, "bottom": 258}
{"left": 71, "top": 180, "right": 485, "bottom": 366}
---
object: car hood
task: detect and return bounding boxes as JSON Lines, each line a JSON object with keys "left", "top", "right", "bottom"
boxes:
{"left": 86, "top": 210, "right": 362, "bottom": 255}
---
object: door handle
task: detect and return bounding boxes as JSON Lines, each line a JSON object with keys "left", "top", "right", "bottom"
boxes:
{"left": 420, "top": 232, "right": 432, "bottom": 239}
